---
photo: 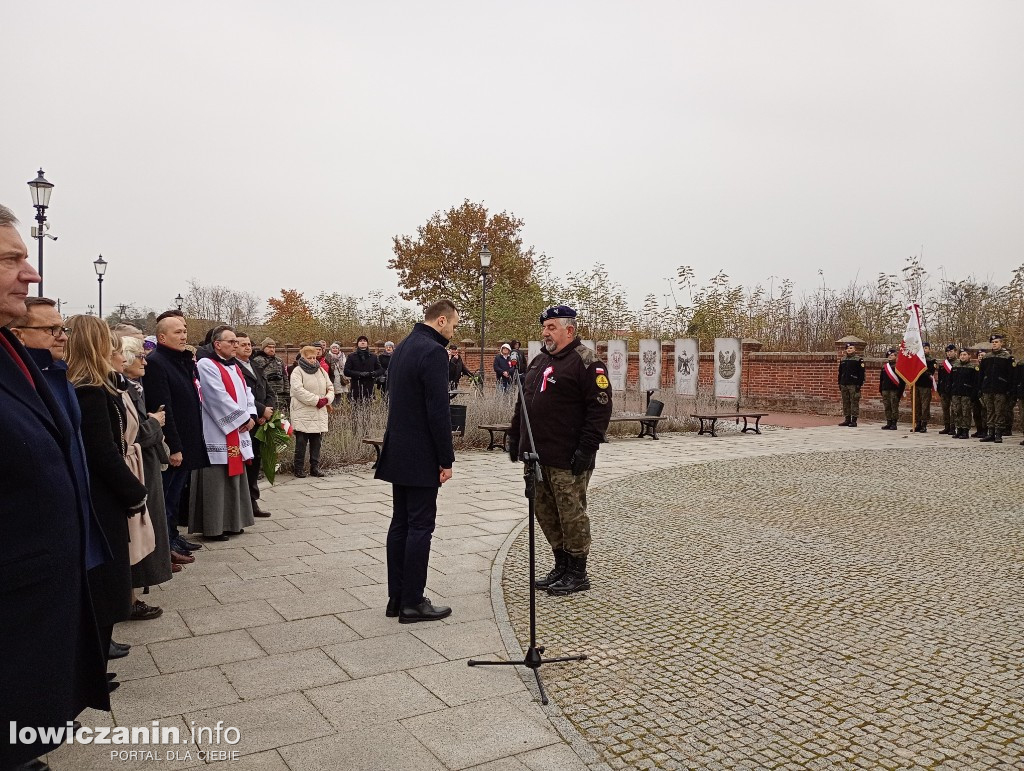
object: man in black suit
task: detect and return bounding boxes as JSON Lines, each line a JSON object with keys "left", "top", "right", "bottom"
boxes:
{"left": 235, "top": 332, "right": 276, "bottom": 517}
{"left": 375, "top": 299, "right": 459, "bottom": 623}
{"left": 0, "top": 205, "right": 110, "bottom": 770}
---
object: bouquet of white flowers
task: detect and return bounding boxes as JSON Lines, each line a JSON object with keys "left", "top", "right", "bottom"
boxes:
{"left": 252, "top": 410, "right": 293, "bottom": 484}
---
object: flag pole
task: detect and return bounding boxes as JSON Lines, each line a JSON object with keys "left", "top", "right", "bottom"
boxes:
{"left": 910, "top": 384, "right": 916, "bottom": 434}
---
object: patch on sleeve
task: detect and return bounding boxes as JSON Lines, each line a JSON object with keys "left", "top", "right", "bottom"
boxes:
{"left": 596, "top": 391, "right": 609, "bottom": 404}
{"left": 595, "top": 374, "right": 610, "bottom": 390}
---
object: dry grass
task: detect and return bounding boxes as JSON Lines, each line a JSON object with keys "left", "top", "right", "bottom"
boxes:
{"left": 279, "top": 386, "right": 718, "bottom": 470}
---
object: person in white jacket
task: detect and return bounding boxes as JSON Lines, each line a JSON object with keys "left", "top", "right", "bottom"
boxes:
{"left": 290, "top": 345, "right": 334, "bottom": 477}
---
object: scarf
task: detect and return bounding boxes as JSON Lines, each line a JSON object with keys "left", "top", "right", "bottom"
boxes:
{"left": 213, "top": 360, "right": 247, "bottom": 477}
{"left": 297, "top": 358, "right": 321, "bottom": 375}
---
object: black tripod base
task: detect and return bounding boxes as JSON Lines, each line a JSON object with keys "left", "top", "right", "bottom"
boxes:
{"left": 468, "top": 646, "right": 587, "bottom": 705}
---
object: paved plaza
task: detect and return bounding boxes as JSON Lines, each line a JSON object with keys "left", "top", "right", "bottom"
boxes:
{"left": 46, "top": 421, "right": 1023, "bottom": 770}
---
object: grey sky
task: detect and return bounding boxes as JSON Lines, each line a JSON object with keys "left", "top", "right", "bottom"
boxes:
{"left": 3, "top": 1, "right": 1022, "bottom": 318}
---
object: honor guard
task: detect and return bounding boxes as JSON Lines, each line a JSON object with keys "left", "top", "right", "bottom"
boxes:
{"left": 508, "top": 305, "right": 613, "bottom": 595}
{"left": 913, "top": 342, "right": 937, "bottom": 432}
{"left": 978, "top": 334, "right": 1014, "bottom": 443}
{"left": 936, "top": 344, "right": 958, "bottom": 434}
{"left": 837, "top": 342, "right": 866, "bottom": 427}
{"left": 879, "top": 347, "right": 905, "bottom": 430}
{"left": 949, "top": 348, "right": 978, "bottom": 439}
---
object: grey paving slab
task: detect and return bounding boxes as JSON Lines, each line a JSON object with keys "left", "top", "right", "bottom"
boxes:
{"left": 306, "top": 534, "right": 382, "bottom": 552}
{"left": 410, "top": 618, "right": 505, "bottom": 660}
{"left": 112, "top": 610, "right": 192, "bottom": 646}
{"left": 337, "top": 607, "right": 409, "bottom": 639}
{"left": 247, "top": 615, "right": 360, "bottom": 654}
{"left": 323, "top": 632, "right": 446, "bottom": 678}
{"left": 147, "top": 629, "right": 264, "bottom": 674}
{"left": 227, "top": 556, "right": 316, "bottom": 580}
{"left": 149, "top": 583, "right": 219, "bottom": 610}
{"left": 402, "top": 694, "right": 561, "bottom": 770}
{"left": 408, "top": 657, "right": 526, "bottom": 707}
{"left": 110, "top": 666, "right": 240, "bottom": 724}
{"left": 519, "top": 742, "right": 592, "bottom": 771}
{"left": 220, "top": 648, "right": 349, "bottom": 699}
{"left": 204, "top": 576, "right": 303, "bottom": 604}
{"left": 184, "top": 692, "right": 333, "bottom": 757}
{"left": 110, "top": 646, "right": 160, "bottom": 682}
{"left": 266, "top": 587, "right": 365, "bottom": 619}
{"left": 179, "top": 599, "right": 284, "bottom": 636}
{"left": 284, "top": 566, "right": 376, "bottom": 592}
{"left": 278, "top": 722, "right": 446, "bottom": 771}
{"left": 304, "top": 671, "right": 447, "bottom": 730}
{"left": 47, "top": 716, "right": 203, "bottom": 771}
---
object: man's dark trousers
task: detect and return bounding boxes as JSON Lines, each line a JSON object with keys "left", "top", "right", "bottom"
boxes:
{"left": 386, "top": 485, "right": 439, "bottom": 606}
{"left": 247, "top": 440, "right": 262, "bottom": 503}
{"left": 162, "top": 465, "right": 189, "bottom": 542}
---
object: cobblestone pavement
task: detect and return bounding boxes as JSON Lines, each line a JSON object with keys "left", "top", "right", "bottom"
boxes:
{"left": 504, "top": 441, "right": 1024, "bottom": 770}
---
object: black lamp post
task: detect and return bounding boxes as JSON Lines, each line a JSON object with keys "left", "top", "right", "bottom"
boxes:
{"left": 175, "top": 293, "right": 184, "bottom": 312}
{"left": 93, "top": 255, "right": 108, "bottom": 318}
{"left": 27, "top": 169, "right": 54, "bottom": 296}
{"left": 478, "top": 244, "right": 492, "bottom": 382}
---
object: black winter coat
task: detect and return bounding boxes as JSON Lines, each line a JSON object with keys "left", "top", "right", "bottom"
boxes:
{"left": 239, "top": 358, "right": 276, "bottom": 418}
{"left": 142, "top": 343, "right": 207, "bottom": 469}
{"left": 75, "top": 384, "right": 148, "bottom": 630}
{"left": 0, "top": 330, "right": 110, "bottom": 767}
{"left": 375, "top": 324, "right": 455, "bottom": 487}
{"left": 345, "top": 348, "right": 382, "bottom": 400}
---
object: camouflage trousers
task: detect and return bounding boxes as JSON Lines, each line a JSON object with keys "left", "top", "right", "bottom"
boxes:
{"left": 536, "top": 466, "right": 593, "bottom": 557}
{"left": 913, "top": 386, "right": 932, "bottom": 423}
{"left": 940, "top": 393, "right": 952, "bottom": 428}
{"left": 882, "top": 391, "right": 901, "bottom": 422}
{"left": 981, "top": 393, "right": 1009, "bottom": 433}
{"left": 840, "top": 385, "right": 861, "bottom": 418}
{"left": 951, "top": 396, "right": 973, "bottom": 428}
{"left": 973, "top": 398, "right": 986, "bottom": 431}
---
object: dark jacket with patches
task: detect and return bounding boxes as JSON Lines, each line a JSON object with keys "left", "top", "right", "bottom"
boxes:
{"left": 916, "top": 356, "right": 937, "bottom": 390}
{"left": 509, "top": 338, "right": 613, "bottom": 470}
{"left": 375, "top": 323, "right": 455, "bottom": 487}
{"left": 879, "top": 361, "right": 905, "bottom": 395}
{"left": 979, "top": 349, "right": 1014, "bottom": 394}
{"left": 950, "top": 360, "right": 979, "bottom": 399}
{"left": 837, "top": 355, "right": 865, "bottom": 387}
{"left": 936, "top": 357, "right": 957, "bottom": 395}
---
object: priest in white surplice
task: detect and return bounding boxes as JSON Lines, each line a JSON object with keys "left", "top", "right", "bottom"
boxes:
{"left": 189, "top": 325, "right": 256, "bottom": 540}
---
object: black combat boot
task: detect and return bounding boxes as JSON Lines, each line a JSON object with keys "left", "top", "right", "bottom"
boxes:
{"left": 849, "top": 417, "right": 858, "bottom": 427}
{"left": 957, "top": 428, "right": 969, "bottom": 439}
{"left": 979, "top": 429, "right": 995, "bottom": 443}
{"left": 938, "top": 422, "right": 951, "bottom": 435}
{"left": 881, "top": 421, "right": 890, "bottom": 430}
{"left": 918, "top": 422, "right": 927, "bottom": 433}
{"left": 547, "top": 554, "right": 590, "bottom": 596}
{"left": 534, "top": 548, "right": 569, "bottom": 589}
{"left": 838, "top": 417, "right": 851, "bottom": 427}
{"left": 993, "top": 432, "right": 1003, "bottom": 444}
{"left": 971, "top": 429, "right": 985, "bottom": 438}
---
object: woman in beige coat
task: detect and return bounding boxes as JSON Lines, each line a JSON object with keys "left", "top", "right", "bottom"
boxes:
{"left": 290, "top": 345, "right": 334, "bottom": 477}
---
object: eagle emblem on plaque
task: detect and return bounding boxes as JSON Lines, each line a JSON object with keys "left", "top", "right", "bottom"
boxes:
{"left": 718, "top": 350, "right": 737, "bottom": 379}
{"left": 642, "top": 350, "right": 658, "bottom": 377}
{"left": 611, "top": 351, "right": 624, "bottom": 371}
{"left": 677, "top": 353, "right": 694, "bottom": 376}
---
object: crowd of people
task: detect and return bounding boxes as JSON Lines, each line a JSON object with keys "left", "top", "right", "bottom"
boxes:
{"left": 837, "top": 338, "right": 1023, "bottom": 441}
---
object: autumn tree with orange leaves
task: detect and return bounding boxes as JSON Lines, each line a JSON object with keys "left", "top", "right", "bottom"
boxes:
{"left": 265, "top": 289, "right": 319, "bottom": 345}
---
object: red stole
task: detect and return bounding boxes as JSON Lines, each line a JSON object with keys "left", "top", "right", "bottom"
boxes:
{"left": 214, "top": 360, "right": 247, "bottom": 477}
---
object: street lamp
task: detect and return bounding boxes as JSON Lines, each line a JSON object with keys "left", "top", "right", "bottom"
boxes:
{"left": 478, "top": 244, "right": 492, "bottom": 384}
{"left": 175, "top": 293, "right": 184, "bottom": 311}
{"left": 27, "top": 169, "right": 54, "bottom": 296}
{"left": 93, "top": 255, "right": 108, "bottom": 318}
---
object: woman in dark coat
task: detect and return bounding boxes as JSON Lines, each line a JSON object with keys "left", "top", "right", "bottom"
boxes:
{"left": 67, "top": 317, "right": 148, "bottom": 675}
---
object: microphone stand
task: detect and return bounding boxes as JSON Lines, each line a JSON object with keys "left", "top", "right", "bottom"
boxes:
{"left": 467, "top": 369, "right": 586, "bottom": 705}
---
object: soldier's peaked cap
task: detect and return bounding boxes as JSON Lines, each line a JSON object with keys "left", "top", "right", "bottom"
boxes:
{"left": 539, "top": 305, "right": 577, "bottom": 324}
{"left": 990, "top": 333, "right": 1004, "bottom": 342}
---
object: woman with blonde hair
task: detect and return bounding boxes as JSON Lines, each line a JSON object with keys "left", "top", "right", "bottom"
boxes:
{"left": 290, "top": 344, "right": 334, "bottom": 477}
{"left": 67, "top": 317, "right": 151, "bottom": 687}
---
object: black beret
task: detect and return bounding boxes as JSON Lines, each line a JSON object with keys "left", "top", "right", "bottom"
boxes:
{"left": 922, "top": 341, "right": 931, "bottom": 347}
{"left": 539, "top": 305, "right": 577, "bottom": 324}
{"left": 887, "top": 347, "right": 898, "bottom": 355}
{"left": 945, "top": 344, "right": 957, "bottom": 352}
{"left": 990, "top": 334, "right": 1004, "bottom": 342}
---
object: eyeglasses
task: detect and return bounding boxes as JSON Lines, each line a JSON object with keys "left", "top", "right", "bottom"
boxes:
{"left": 15, "top": 325, "right": 70, "bottom": 337}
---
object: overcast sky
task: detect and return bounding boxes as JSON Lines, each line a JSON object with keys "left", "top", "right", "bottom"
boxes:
{"left": 3, "top": 1, "right": 1022, "bottom": 318}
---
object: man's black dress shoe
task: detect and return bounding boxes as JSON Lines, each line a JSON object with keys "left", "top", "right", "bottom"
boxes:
{"left": 385, "top": 597, "right": 400, "bottom": 618}
{"left": 399, "top": 598, "right": 451, "bottom": 624}
{"left": 108, "top": 641, "right": 129, "bottom": 659}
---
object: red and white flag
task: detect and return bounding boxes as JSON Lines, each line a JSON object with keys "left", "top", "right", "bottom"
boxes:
{"left": 895, "top": 302, "right": 928, "bottom": 385}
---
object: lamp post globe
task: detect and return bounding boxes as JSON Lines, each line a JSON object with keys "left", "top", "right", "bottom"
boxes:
{"left": 93, "top": 255, "right": 108, "bottom": 318}
{"left": 27, "top": 168, "right": 54, "bottom": 296}
{"left": 175, "top": 293, "right": 184, "bottom": 311}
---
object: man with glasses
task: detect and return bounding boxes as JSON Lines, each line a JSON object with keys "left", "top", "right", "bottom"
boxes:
{"left": 189, "top": 325, "right": 256, "bottom": 540}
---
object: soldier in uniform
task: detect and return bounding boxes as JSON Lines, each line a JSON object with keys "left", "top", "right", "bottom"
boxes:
{"left": 936, "top": 344, "right": 958, "bottom": 434}
{"left": 1016, "top": 357, "right": 1024, "bottom": 446}
{"left": 879, "top": 347, "right": 905, "bottom": 430}
{"left": 971, "top": 351, "right": 987, "bottom": 437}
{"left": 837, "top": 342, "right": 865, "bottom": 427}
{"left": 949, "top": 348, "right": 978, "bottom": 439}
{"left": 978, "top": 334, "right": 1014, "bottom": 443}
{"left": 508, "top": 305, "right": 612, "bottom": 596}
{"left": 913, "top": 342, "right": 936, "bottom": 432}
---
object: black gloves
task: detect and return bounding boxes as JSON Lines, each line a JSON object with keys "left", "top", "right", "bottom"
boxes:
{"left": 570, "top": 450, "right": 595, "bottom": 476}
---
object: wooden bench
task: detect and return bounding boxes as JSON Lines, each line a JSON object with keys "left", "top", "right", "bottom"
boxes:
{"left": 363, "top": 428, "right": 465, "bottom": 468}
{"left": 478, "top": 424, "right": 512, "bottom": 451}
{"left": 607, "top": 414, "right": 670, "bottom": 440}
{"left": 691, "top": 413, "right": 767, "bottom": 438}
